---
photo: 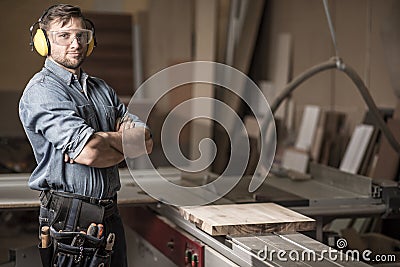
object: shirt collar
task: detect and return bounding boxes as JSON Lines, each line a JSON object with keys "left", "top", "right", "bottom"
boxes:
{"left": 44, "top": 58, "right": 88, "bottom": 86}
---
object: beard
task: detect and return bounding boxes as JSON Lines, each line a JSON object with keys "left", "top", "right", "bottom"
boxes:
{"left": 51, "top": 52, "right": 86, "bottom": 70}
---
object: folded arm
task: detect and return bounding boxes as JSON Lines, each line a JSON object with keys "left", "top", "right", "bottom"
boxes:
{"left": 69, "top": 132, "right": 124, "bottom": 168}
{"left": 68, "top": 116, "right": 153, "bottom": 167}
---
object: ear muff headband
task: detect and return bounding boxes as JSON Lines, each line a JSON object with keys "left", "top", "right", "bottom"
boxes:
{"left": 29, "top": 5, "right": 55, "bottom": 56}
{"left": 29, "top": 6, "right": 96, "bottom": 57}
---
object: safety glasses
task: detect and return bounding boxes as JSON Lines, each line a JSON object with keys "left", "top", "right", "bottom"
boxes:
{"left": 48, "top": 29, "right": 93, "bottom": 46}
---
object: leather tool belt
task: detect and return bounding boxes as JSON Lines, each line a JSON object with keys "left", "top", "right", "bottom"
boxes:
{"left": 40, "top": 190, "right": 116, "bottom": 232}
{"left": 38, "top": 191, "right": 117, "bottom": 267}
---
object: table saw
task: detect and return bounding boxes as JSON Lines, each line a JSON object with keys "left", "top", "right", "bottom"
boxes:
{"left": 0, "top": 164, "right": 397, "bottom": 266}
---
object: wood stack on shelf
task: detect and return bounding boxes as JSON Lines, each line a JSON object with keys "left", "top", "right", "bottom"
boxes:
{"left": 278, "top": 102, "right": 400, "bottom": 180}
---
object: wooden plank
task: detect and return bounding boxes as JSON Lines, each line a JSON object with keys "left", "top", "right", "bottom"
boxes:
{"left": 295, "top": 105, "right": 321, "bottom": 151}
{"left": 358, "top": 127, "right": 379, "bottom": 176}
{"left": 166, "top": 84, "right": 193, "bottom": 164}
{"left": 213, "top": 0, "right": 264, "bottom": 173}
{"left": 215, "top": 0, "right": 231, "bottom": 63}
{"left": 339, "top": 124, "right": 375, "bottom": 174}
{"left": 318, "top": 111, "right": 347, "bottom": 165}
{"left": 189, "top": 0, "right": 217, "bottom": 165}
{"left": 281, "top": 148, "right": 309, "bottom": 174}
{"left": 180, "top": 203, "right": 315, "bottom": 236}
{"left": 272, "top": 33, "right": 292, "bottom": 122}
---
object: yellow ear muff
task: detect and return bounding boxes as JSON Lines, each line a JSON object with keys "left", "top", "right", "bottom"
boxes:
{"left": 33, "top": 29, "right": 49, "bottom": 57}
{"left": 86, "top": 38, "right": 95, "bottom": 56}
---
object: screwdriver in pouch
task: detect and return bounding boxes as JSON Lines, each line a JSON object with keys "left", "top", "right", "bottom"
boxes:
{"left": 87, "top": 223, "right": 98, "bottom": 237}
{"left": 105, "top": 233, "right": 115, "bottom": 251}
{"left": 97, "top": 224, "right": 103, "bottom": 238}
{"left": 41, "top": 226, "right": 50, "bottom": 248}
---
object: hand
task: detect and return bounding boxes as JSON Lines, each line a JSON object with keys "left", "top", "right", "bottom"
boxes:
{"left": 64, "top": 153, "right": 74, "bottom": 164}
{"left": 145, "top": 138, "right": 153, "bottom": 154}
{"left": 123, "top": 127, "right": 153, "bottom": 158}
{"left": 116, "top": 116, "right": 135, "bottom": 133}
{"left": 72, "top": 132, "right": 125, "bottom": 167}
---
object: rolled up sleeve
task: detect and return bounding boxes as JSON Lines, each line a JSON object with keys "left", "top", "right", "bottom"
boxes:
{"left": 19, "top": 84, "right": 95, "bottom": 159}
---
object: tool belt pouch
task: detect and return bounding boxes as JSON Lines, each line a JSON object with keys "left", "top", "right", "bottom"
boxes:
{"left": 48, "top": 196, "right": 105, "bottom": 232}
{"left": 49, "top": 226, "right": 111, "bottom": 267}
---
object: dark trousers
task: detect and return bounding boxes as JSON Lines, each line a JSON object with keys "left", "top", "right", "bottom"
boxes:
{"left": 102, "top": 207, "right": 128, "bottom": 267}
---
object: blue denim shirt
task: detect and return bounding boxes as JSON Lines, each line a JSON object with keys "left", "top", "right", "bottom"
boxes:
{"left": 19, "top": 58, "right": 146, "bottom": 199}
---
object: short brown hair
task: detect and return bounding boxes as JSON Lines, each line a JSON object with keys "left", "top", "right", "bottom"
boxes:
{"left": 39, "top": 4, "right": 85, "bottom": 31}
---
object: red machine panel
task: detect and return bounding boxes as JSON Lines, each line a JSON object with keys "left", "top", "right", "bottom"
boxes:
{"left": 120, "top": 206, "right": 204, "bottom": 267}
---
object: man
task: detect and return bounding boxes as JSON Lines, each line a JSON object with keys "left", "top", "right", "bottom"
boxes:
{"left": 19, "top": 4, "right": 152, "bottom": 267}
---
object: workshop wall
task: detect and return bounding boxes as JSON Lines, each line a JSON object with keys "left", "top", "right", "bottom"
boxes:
{"left": 0, "top": 0, "right": 398, "bottom": 141}
{"left": 262, "top": 0, "right": 396, "bottom": 132}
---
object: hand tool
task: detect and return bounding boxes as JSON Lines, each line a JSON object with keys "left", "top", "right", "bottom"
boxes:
{"left": 97, "top": 223, "right": 103, "bottom": 238}
{"left": 41, "top": 226, "right": 50, "bottom": 248}
{"left": 87, "top": 223, "right": 97, "bottom": 237}
{"left": 105, "top": 233, "right": 115, "bottom": 251}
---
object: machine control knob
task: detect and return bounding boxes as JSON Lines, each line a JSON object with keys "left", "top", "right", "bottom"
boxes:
{"left": 191, "top": 253, "right": 198, "bottom": 267}
{"left": 185, "top": 249, "right": 193, "bottom": 264}
{"left": 167, "top": 239, "right": 174, "bottom": 250}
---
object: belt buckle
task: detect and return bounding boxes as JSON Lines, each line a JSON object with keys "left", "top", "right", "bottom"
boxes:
{"left": 89, "top": 197, "right": 97, "bottom": 205}
{"left": 98, "top": 199, "right": 113, "bottom": 206}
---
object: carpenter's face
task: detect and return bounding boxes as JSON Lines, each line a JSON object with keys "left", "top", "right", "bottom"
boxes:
{"left": 47, "top": 17, "right": 89, "bottom": 73}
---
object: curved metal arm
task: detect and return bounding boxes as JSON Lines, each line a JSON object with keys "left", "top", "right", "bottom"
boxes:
{"left": 269, "top": 57, "right": 400, "bottom": 155}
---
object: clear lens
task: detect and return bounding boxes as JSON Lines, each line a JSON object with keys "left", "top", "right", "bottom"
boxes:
{"left": 49, "top": 29, "right": 93, "bottom": 46}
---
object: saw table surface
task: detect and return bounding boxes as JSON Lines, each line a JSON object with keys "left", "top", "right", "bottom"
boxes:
{"left": 0, "top": 169, "right": 159, "bottom": 210}
{"left": 231, "top": 232, "right": 371, "bottom": 266}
